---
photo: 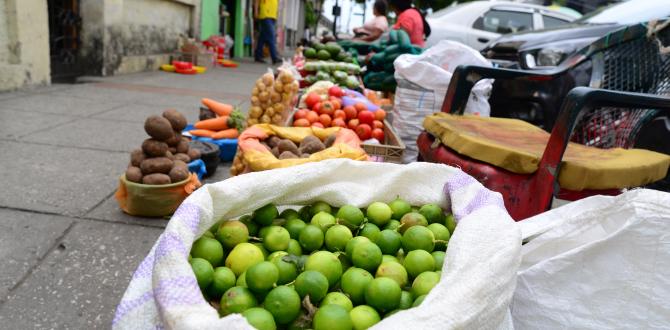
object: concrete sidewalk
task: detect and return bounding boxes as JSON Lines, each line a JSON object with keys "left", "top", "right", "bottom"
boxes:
{"left": 0, "top": 61, "right": 269, "bottom": 328}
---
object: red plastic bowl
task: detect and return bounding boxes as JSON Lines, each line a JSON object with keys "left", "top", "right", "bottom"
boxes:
{"left": 172, "top": 61, "right": 192, "bottom": 70}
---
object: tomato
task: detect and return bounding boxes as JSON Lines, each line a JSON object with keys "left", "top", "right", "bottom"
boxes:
{"left": 306, "top": 111, "right": 320, "bottom": 124}
{"left": 343, "top": 106, "right": 357, "bottom": 120}
{"left": 319, "top": 114, "right": 332, "bottom": 127}
{"left": 333, "top": 110, "right": 346, "bottom": 120}
{"left": 358, "top": 110, "right": 375, "bottom": 126}
{"left": 330, "top": 99, "right": 342, "bottom": 110}
{"left": 355, "top": 124, "right": 372, "bottom": 140}
{"left": 354, "top": 102, "right": 368, "bottom": 113}
{"left": 374, "top": 109, "right": 386, "bottom": 121}
{"left": 373, "top": 120, "right": 384, "bottom": 129}
{"left": 294, "top": 118, "right": 310, "bottom": 127}
{"left": 305, "top": 92, "right": 321, "bottom": 109}
{"left": 332, "top": 118, "right": 347, "bottom": 128}
{"left": 312, "top": 122, "right": 325, "bottom": 128}
{"left": 328, "top": 86, "right": 345, "bottom": 98}
{"left": 294, "top": 109, "right": 309, "bottom": 120}
{"left": 347, "top": 118, "right": 360, "bottom": 130}
{"left": 319, "top": 101, "right": 335, "bottom": 116}
{"left": 372, "top": 128, "right": 385, "bottom": 142}
{"left": 313, "top": 102, "right": 321, "bottom": 112}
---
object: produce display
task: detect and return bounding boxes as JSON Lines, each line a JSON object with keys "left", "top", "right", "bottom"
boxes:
{"left": 125, "top": 110, "right": 201, "bottom": 185}
{"left": 189, "top": 98, "right": 245, "bottom": 139}
{"left": 188, "top": 198, "right": 457, "bottom": 330}
{"left": 301, "top": 42, "right": 362, "bottom": 89}
{"left": 248, "top": 71, "right": 300, "bottom": 126}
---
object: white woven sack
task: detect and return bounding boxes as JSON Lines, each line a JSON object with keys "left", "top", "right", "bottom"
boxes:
{"left": 113, "top": 159, "right": 521, "bottom": 329}
{"left": 513, "top": 189, "right": 670, "bottom": 329}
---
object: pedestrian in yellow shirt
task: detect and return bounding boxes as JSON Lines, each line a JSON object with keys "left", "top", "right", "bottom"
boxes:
{"left": 255, "top": 0, "right": 280, "bottom": 64}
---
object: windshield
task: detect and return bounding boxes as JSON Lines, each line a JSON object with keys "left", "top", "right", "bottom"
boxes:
{"left": 577, "top": 0, "right": 670, "bottom": 25}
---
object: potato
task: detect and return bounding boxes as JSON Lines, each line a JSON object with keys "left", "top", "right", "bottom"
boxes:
{"left": 299, "top": 135, "right": 325, "bottom": 154}
{"left": 260, "top": 142, "right": 272, "bottom": 152}
{"left": 283, "top": 83, "right": 294, "bottom": 93}
{"left": 249, "top": 106, "right": 263, "bottom": 118}
{"left": 270, "top": 91, "right": 282, "bottom": 103}
{"left": 260, "top": 115, "right": 271, "bottom": 123}
{"left": 262, "top": 73, "right": 274, "bottom": 86}
{"left": 258, "top": 91, "right": 270, "bottom": 102}
{"left": 142, "top": 173, "right": 171, "bottom": 185}
{"left": 125, "top": 166, "right": 143, "bottom": 183}
{"left": 300, "top": 153, "right": 311, "bottom": 158}
{"left": 279, "top": 151, "right": 298, "bottom": 159}
{"left": 164, "top": 132, "right": 181, "bottom": 146}
{"left": 251, "top": 96, "right": 261, "bottom": 106}
{"left": 252, "top": 86, "right": 260, "bottom": 95}
{"left": 278, "top": 139, "right": 299, "bottom": 155}
{"left": 140, "top": 157, "right": 174, "bottom": 174}
{"left": 256, "top": 81, "right": 267, "bottom": 91}
{"left": 272, "top": 114, "right": 283, "bottom": 125}
{"left": 267, "top": 136, "right": 281, "bottom": 148}
{"left": 324, "top": 134, "right": 337, "bottom": 148}
{"left": 162, "top": 109, "right": 187, "bottom": 131}
{"left": 142, "top": 139, "right": 168, "bottom": 157}
{"left": 274, "top": 81, "right": 284, "bottom": 93}
{"left": 271, "top": 146, "right": 280, "bottom": 158}
{"left": 173, "top": 160, "right": 188, "bottom": 169}
{"left": 169, "top": 165, "right": 189, "bottom": 183}
{"left": 175, "top": 153, "right": 191, "bottom": 163}
{"left": 168, "top": 147, "right": 177, "bottom": 154}
{"left": 130, "top": 149, "right": 147, "bottom": 167}
{"left": 165, "top": 150, "right": 175, "bottom": 160}
{"left": 176, "top": 138, "right": 190, "bottom": 154}
{"left": 144, "top": 115, "right": 174, "bottom": 141}
{"left": 247, "top": 118, "right": 259, "bottom": 125}
{"left": 187, "top": 148, "right": 201, "bottom": 161}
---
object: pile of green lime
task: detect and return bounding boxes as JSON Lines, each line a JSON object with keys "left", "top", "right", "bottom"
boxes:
{"left": 188, "top": 198, "right": 456, "bottom": 330}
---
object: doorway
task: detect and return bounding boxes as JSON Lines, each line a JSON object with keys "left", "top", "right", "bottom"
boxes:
{"left": 47, "top": 0, "right": 82, "bottom": 82}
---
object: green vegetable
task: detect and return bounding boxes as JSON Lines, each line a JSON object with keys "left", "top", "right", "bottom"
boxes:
{"left": 396, "top": 29, "right": 411, "bottom": 51}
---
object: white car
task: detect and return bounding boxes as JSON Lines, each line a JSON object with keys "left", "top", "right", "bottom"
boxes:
{"left": 426, "top": 1, "right": 579, "bottom": 50}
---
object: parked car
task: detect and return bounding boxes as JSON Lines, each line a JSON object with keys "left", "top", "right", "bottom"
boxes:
{"left": 425, "top": 1, "right": 578, "bottom": 50}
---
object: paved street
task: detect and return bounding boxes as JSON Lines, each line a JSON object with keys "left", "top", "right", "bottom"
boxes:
{"left": 0, "top": 60, "right": 268, "bottom": 328}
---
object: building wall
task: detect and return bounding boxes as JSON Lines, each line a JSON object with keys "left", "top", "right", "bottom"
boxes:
{"left": 0, "top": 0, "right": 50, "bottom": 92}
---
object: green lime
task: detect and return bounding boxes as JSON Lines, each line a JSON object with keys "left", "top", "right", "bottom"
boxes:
{"left": 427, "top": 223, "right": 450, "bottom": 251}
{"left": 431, "top": 251, "right": 445, "bottom": 271}
{"left": 207, "top": 266, "right": 236, "bottom": 298}
{"left": 401, "top": 226, "right": 435, "bottom": 252}
{"left": 341, "top": 267, "right": 373, "bottom": 304}
{"left": 359, "top": 223, "right": 380, "bottom": 241}
{"left": 381, "top": 255, "right": 399, "bottom": 264}
{"left": 294, "top": 270, "right": 329, "bottom": 303}
{"left": 411, "top": 271, "right": 440, "bottom": 299}
{"left": 310, "top": 201, "right": 332, "bottom": 217}
{"left": 375, "top": 229, "right": 402, "bottom": 255}
{"left": 203, "top": 231, "right": 214, "bottom": 239}
{"left": 384, "top": 220, "right": 401, "bottom": 231}
{"left": 264, "top": 285, "right": 302, "bottom": 324}
{"left": 313, "top": 304, "right": 352, "bottom": 330}
{"left": 399, "top": 291, "right": 413, "bottom": 309}
{"left": 345, "top": 236, "right": 371, "bottom": 260}
{"left": 280, "top": 208, "right": 301, "bottom": 221}
{"left": 268, "top": 251, "right": 298, "bottom": 285}
{"left": 338, "top": 252, "right": 353, "bottom": 271}
{"left": 220, "top": 286, "right": 258, "bottom": 315}
{"left": 285, "top": 218, "right": 307, "bottom": 239}
{"left": 298, "top": 224, "right": 324, "bottom": 252}
{"left": 242, "top": 219, "right": 259, "bottom": 237}
{"left": 445, "top": 214, "right": 457, "bottom": 234}
{"left": 366, "top": 202, "right": 393, "bottom": 227}
{"left": 236, "top": 271, "right": 247, "bottom": 287}
{"left": 254, "top": 242, "right": 270, "bottom": 259}
{"left": 253, "top": 203, "right": 279, "bottom": 226}
{"left": 365, "top": 277, "right": 401, "bottom": 313}
{"left": 349, "top": 305, "right": 381, "bottom": 330}
{"left": 311, "top": 212, "right": 337, "bottom": 231}
{"left": 322, "top": 292, "right": 353, "bottom": 312}
{"left": 336, "top": 205, "right": 365, "bottom": 228}
{"left": 305, "top": 251, "right": 343, "bottom": 287}
{"left": 403, "top": 250, "right": 435, "bottom": 278}
{"left": 351, "top": 242, "right": 382, "bottom": 273}
{"left": 389, "top": 197, "right": 412, "bottom": 220}
{"left": 325, "top": 224, "right": 353, "bottom": 252}
{"left": 375, "top": 261, "right": 408, "bottom": 288}
{"left": 263, "top": 226, "right": 291, "bottom": 252}
{"left": 225, "top": 242, "right": 265, "bottom": 276}
{"left": 419, "top": 204, "right": 445, "bottom": 224}
{"left": 398, "top": 212, "right": 428, "bottom": 234}
{"left": 412, "top": 294, "right": 426, "bottom": 307}
{"left": 190, "top": 257, "right": 214, "bottom": 289}
{"left": 299, "top": 205, "right": 312, "bottom": 221}
{"left": 286, "top": 239, "right": 303, "bottom": 256}
{"left": 242, "top": 307, "right": 276, "bottom": 330}
{"left": 190, "top": 237, "right": 224, "bottom": 267}
{"left": 216, "top": 220, "right": 249, "bottom": 249}
{"left": 411, "top": 206, "right": 420, "bottom": 213}
{"left": 246, "top": 261, "right": 279, "bottom": 293}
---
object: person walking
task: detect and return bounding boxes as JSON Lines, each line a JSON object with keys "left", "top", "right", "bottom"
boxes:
{"left": 255, "top": 0, "right": 280, "bottom": 64}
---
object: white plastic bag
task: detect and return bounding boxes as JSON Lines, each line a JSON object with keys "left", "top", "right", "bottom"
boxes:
{"left": 513, "top": 189, "right": 670, "bottom": 329}
{"left": 113, "top": 159, "right": 521, "bottom": 329}
{"left": 392, "top": 40, "right": 493, "bottom": 163}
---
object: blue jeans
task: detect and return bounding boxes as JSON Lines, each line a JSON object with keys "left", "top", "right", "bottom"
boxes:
{"left": 255, "top": 18, "right": 279, "bottom": 62}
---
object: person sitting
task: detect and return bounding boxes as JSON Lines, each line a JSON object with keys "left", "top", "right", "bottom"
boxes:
{"left": 353, "top": 0, "right": 389, "bottom": 42}
{"left": 388, "top": 0, "right": 430, "bottom": 47}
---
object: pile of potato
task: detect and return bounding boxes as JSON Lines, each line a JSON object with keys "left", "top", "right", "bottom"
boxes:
{"left": 262, "top": 134, "right": 336, "bottom": 159}
{"left": 247, "top": 70, "right": 299, "bottom": 126}
{"left": 125, "top": 110, "right": 202, "bottom": 185}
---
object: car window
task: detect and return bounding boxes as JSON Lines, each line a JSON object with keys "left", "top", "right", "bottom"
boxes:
{"left": 542, "top": 15, "right": 569, "bottom": 29}
{"left": 473, "top": 10, "right": 533, "bottom": 34}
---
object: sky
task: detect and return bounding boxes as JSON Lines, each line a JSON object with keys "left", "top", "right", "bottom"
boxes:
{"left": 322, "top": 0, "right": 376, "bottom": 33}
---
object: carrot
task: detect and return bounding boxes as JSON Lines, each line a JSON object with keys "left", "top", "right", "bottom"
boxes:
{"left": 211, "top": 128, "right": 239, "bottom": 139}
{"left": 189, "top": 129, "right": 216, "bottom": 137}
{"left": 202, "top": 98, "right": 233, "bottom": 116}
{"left": 194, "top": 116, "right": 230, "bottom": 130}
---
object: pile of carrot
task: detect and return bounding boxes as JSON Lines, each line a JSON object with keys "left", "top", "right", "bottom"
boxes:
{"left": 189, "top": 98, "right": 242, "bottom": 139}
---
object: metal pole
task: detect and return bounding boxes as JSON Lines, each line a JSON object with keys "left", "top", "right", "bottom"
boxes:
{"left": 234, "top": 0, "right": 245, "bottom": 58}
{"left": 333, "top": 0, "right": 338, "bottom": 35}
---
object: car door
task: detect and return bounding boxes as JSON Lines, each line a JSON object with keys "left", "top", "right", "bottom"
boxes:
{"left": 468, "top": 7, "right": 534, "bottom": 49}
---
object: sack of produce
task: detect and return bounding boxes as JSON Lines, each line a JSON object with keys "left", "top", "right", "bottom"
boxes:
{"left": 230, "top": 124, "right": 368, "bottom": 175}
{"left": 114, "top": 173, "right": 200, "bottom": 217}
{"left": 392, "top": 40, "right": 493, "bottom": 163}
{"left": 113, "top": 159, "right": 520, "bottom": 329}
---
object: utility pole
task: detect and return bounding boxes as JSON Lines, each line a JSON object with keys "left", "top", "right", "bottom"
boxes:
{"left": 332, "top": 0, "right": 341, "bottom": 36}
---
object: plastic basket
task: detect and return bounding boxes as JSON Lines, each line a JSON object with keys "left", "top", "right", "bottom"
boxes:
{"left": 361, "top": 120, "right": 405, "bottom": 163}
